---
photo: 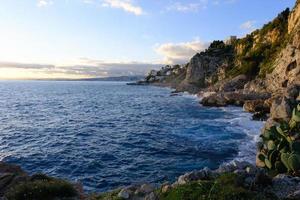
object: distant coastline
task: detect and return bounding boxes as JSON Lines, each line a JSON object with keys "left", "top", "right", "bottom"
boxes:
{"left": 0, "top": 75, "right": 145, "bottom": 82}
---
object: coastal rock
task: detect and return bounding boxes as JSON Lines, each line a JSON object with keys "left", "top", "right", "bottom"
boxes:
{"left": 176, "top": 168, "right": 213, "bottom": 185}
{"left": 216, "top": 161, "right": 254, "bottom": 174}
{"left": 244, "top": 78, "right": 268, "bottom": 93}
{"left": 252, "top": 111, "right": 269, "bottom": 121}
{"left": 271, "top": 174, "right": 300, "bottom": 199}
{"left": 201, "top": 93, "right": 227, "bottom": 107}
{"left": 219, "top": 75, "right": 248, "bottom": 92}
{"left": 231, "top": 160, "right": 251, "bottom": 170}
{"left": 245, "top": 165, "right": 258, "bottom": 175}
{"left": 243, "top": 100, "right": 270, "bottom": 113}
{"left": 118, "top": 188, "right": 131, "bottom": 199}
{"left": 0, "top": 162, "right": 26, "bottom": 175}
{"left": 145, "top": 192, "right": 158, "bottom": 200}
{"left": 161, "top": 185, "right": 171, "bottom": 194}
{"left": 270, "top": 96, "right": 293, "bottom": 121}
{"left": 201, "top": 91, "right": 271, "bottom": 107}
{"left": 288, "top": 0, "right": 300, "bottom": 33}
{"left": 288, "top": 189, "right": 300, "bottom": 199}
{"left": 0, "top": 162, "right": 29, "bottom": 196}
{"left": 176, "top": 42, "right": 234, "bottom": 93}
{"left": 139, "top": 184, "right": 155, "bottom": 194}
{"left": 265, "top": 2, "right": 300, "bottom": 95}
{"left": 253, "top": 170, "right": 272, "bottom": 187}
{"left": 285, "top": 84, "right": 300, "bottom": 99}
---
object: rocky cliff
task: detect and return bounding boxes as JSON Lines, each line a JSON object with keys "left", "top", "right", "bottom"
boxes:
{"left": 143, "top": 1, "right": 300, "bottom": 122}
{"left": 139, "top": 1, "right": 300, "bottom": 190}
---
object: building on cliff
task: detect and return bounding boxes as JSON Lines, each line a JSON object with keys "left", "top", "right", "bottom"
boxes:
{"left": 225, "top": 36, "right": 237, "bottom": 45}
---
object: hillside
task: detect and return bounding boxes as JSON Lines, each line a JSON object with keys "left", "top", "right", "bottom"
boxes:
{"left": 142, "top": 0, "right": 300, "bottom": 122}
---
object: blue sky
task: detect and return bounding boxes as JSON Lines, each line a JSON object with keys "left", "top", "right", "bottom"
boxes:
{"left": 0, "top": 0, "right": 296, "bottom": 79}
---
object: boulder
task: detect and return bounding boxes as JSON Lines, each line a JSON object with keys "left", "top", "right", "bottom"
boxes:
{"left": 201, "top": 91, "right": 271, "bottom": 107}
{"left": 288, "top": 189, "right": 300, "bottom": 199}
{"left": 244, "top": 78, "right": 268, "bottom": 93}
{"left": 139, "top": 184, "right": 155, "bottom": 194}
{"left": 253, "top": 170, "right": 272, "bottom": 187}
{"left": 201, "top": 93, "right": 227, "bottom": 107}
{"left": 0, "top": 162, "right": 26, "bottom": 175}
{"left": 270, "top": 96, "right": 293, "bottom": 121}
{"left": 243, "top": 100, "right": 270, "bottom": 113}
{"left": 252, "top": 111, "right": 269, "bottom": 121}
{"left": 219, "top": 75, "right": 248, "bottom": 92}
{"left": 161, "top": 184, "right": 171, "bottom": 194}
{"left": 176, "top": 168, "right": 213, "bottom": 185}
{"left": 272, "top": 174, "right": 300, "bottom": 199}
{"left": 145, "top": 192, "right": 158, "bottom": 200}
{"left": 118, "top": 188, "right": 131, "bottom": 199}
{"left": 0, "top": 162, "right": 29, "bottom": 197}
{"left": 216, "top": 161, "right": 253, "bottom": 174}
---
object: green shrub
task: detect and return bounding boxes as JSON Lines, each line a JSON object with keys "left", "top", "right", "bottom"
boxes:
{"left": 158, "top": 173, "right": 273, "bottom": 200}
{"left": 5, "top": 178, "right": 78, "bottom": 200}
{"left": 258, "top": 104, "right": 300, "bottom": 175}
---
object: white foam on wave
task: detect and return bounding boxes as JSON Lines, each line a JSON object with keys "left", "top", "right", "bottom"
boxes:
{"left": 163, "top": 88, "right": 264, "bottom": 164}
{"left": 221, "top": 106, "right": 265, "bottom": 163}
{"left": 0, "top": 152, "right": 12, "bottom": 161}
{"left": 181, "top": 92, "right": 199, "bottom": 100}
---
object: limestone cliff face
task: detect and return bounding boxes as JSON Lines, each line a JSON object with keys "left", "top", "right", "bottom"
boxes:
{"left": 143, "top": 1, "right": 299, "bottom": 99}
{"left": 265, "top": 2, "right": 300, "bottom": 93}
{"left": 176, "top": 41, "right": 234, "bottom": 93}
{"left": 177, "top": 53, "right": 230, "bottom": 93}
{"left": 288, "top": 0, "right": 300, "bottom": 33}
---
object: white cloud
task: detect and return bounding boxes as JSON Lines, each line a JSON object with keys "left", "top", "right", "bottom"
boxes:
{"left": 82, "top": 0, "right": 95, "bottom": 4}
{"left": 155, "top": 40, "right": 208, "bottom": 64}
{"left": 37, "top": 0, "right": 53, "bottom": 7}
{"left": 102, "top": 0, "right": 144, "bottom": 15}
{"left": 166, "top": 0, "right": 238, "bottom": 13}
{"left": 240, "top": 20, "right": 256, "bottom": 31}
{"left": 166, "top": 2, "right": 205, "bottom": 13}
{"left": 0, "top": 60, "right": 161, "bottom": 78}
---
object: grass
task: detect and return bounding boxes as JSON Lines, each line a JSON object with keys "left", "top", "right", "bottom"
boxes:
{"left": 157, "top": 173, "right": 277, "bottom": 200}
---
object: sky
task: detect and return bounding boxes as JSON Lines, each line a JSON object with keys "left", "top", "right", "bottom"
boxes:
{"left": 0, "top": 0, "right": 296, "bottom": 79}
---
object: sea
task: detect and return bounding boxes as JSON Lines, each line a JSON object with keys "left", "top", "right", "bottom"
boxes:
{"left": 0, "top": 81, "right": 263, "bottom": 192}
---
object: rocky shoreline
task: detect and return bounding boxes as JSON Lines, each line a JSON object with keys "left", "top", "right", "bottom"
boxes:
{"left": 3, "top": 159, "right": 300, "bottom": 200}
{"left": 1, "top": 1, "right": 300, "bottom": 199}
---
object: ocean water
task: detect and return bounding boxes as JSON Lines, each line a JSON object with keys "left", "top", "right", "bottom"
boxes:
{"left": 0, "top": 81, "right": 263, "bottom": 192}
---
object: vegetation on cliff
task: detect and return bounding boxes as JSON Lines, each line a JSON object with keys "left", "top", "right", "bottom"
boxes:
{"left": 229, "top": 8, "right": 290, "bottom": 77}
{"left": 144, "top": 6, "right": 293, "bottom": 92}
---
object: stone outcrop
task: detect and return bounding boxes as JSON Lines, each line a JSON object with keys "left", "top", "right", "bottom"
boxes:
{"left": 177, "top": 49, "right": 233, "bottom": 93}
{"left": 263, "top": 1, "right": 300, "bottom": 94}
{"left": 201, "top": 91, "right": 271, "bottom": 107}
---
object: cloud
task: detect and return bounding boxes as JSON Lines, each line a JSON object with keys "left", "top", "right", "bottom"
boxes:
{"left": 155, "top": 40, "right": 208, "bottom": 64}
{"left": 166, "top": 0, "right": 237, "bottom": 13}
{"left": 166, "top": 2, "right": 205, "bottom": 13}
{"left": 82, "top": 0, "right": 95, "bottom": 4}
{"left": 240, "top": 20, "right": 256, "bottom": 32}
{"left": 101, "top": 0, "right": 144, "bottom": 15}
{"left": 37, "top": 0, "right": 53, "bottom": 7}
{"left": 0, "top": 60, "right": 161, "bottom": 78}
{"left": 0, "top": 62, "right": 55, "bottom": 70}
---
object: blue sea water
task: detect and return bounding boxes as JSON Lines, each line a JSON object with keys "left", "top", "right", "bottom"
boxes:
{"left": 0, "top": 81, "right": 263, "bottom": 192}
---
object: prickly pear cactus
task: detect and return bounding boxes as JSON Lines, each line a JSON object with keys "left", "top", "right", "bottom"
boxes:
{"left": 257, "top": 104, "right": 300, "bottom": 175}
